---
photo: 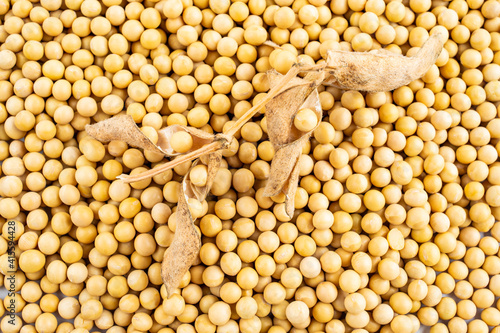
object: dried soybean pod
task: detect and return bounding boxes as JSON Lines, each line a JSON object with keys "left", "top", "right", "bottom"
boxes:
{"left": 86, "top": 115, "right": 218, "bottom": 158}
{"left": 161, "top": 180, "right": 201, "bottom": 297}
{"left": 324, "top": 33, "right": 445, "bottom": 92}
{"left": 85, "top": 114, "right": 169, "bottom": 155}
{"left": 263, "top": 70, "right": 324, "bottom": 218}
{"left": 184, "top": 152, "right": 223, "bottom": 202}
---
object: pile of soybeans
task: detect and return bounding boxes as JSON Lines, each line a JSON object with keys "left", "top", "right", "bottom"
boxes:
{"left": 1, "top": 0, "right": 500, "bottom": 332}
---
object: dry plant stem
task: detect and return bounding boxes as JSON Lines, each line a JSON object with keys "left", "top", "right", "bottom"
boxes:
{"left": 119, "top": 141, "right": 221, "bottom": 183}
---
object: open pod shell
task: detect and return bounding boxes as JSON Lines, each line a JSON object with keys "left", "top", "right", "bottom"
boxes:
{"left": 85, "top": 114, "right": 217, "bottom": 156}
{"left": 263, "top": 70, "right": 324, "bottom": 218}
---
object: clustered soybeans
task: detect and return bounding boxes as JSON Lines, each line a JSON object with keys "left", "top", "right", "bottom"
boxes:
{"left": 1, "top": 0, "right": 500, "bottom": 332}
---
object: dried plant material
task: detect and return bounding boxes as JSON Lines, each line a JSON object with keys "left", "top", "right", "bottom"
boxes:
{"left": 161, "top": 180, "right": 201, "bottom": 297}
{"left": 87, "top": 38, "right": 445, "bottom": 293}
{"left": 87, "top": 66, "right": 321, "bottom": 294}
{"left": 157, "top": 125, "right": 217, "bottom": 156}
{"left": 85, "top": 114, "right": 168, "bottom": 155}
{"left": 264, "top": 71, "right": 324, "bottom": 147}
{"left": 268, "top": 137, "right": 306, "bottom": 218}
{"left": 185, "top": 152, "right": 223, "bottom": 202}
{"left": 161, "top": 153, "right": 222, "bottom": 296}
{"left": 118, "top": 141, "right": 222, "bottom": 183}
{"left": 110, "top": 64, "right": 318, "bottom": 184}
{"left": 263, "top": 70, "right": 324, "bottom": 218}
{"left": 324, "top": 33, "right": 444, "bottom": 92}
{"left": 86, "top": 115, "right": 217, "bottom": 157}
{"left": 199, "top": 152, "right": 223, "bottom": 199}
{"left": 87, "top": 116, "right": 225, "bottom": 295}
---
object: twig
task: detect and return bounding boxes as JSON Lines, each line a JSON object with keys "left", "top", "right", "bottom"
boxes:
{"left": 119, "top": 141, "right": 221, "bottom": 183}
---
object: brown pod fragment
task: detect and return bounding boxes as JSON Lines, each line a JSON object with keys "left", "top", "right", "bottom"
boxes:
{"left": 161, "top": 153, "right": 222, "bottom": 296}
{"left": 86, "top": 115, "right": 223, "bottom": 295}
{"left": 85, "top": 114, "right": 168, "bottom": 155}
{"left": 263, "top": 70, "right": 324, "bottom": 218}
{"left": 185, "top": 152, "right": 223, "bottom": 202}
{"left": 161, "top": 180, "right": 201, "bottom": 297}
{"left": 197, "top": 151, "right": 223, "bottom": 200}
{"left": 85, "top": 114, "right": 217, "bottom": 157}
{"left": 324, "top": 33, "right": 445, "bottom": 92}
{"left": 157, "top": 125, "right": 217, "bottom": 156}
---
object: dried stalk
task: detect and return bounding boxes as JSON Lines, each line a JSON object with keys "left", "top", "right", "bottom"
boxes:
{"left": 117, "top": 141, "right": 221, "bottom": 183}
